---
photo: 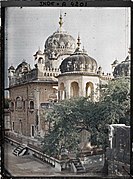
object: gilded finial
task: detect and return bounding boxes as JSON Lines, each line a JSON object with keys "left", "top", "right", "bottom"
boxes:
{"left": 59, "top": 11, "right": 63, "bottom": 30}
{"left": 82, "top": 45, "right": 87, "bottom": 54}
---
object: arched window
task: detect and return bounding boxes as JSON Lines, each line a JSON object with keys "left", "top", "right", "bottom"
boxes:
{"left": 86, "top": 82, "right": 94, "bottom": 100}
{"left": 71, "top": 82, "right": 79, "bottom": 97}
{"left": 30, "top": 101, "right": 34, "bottom": 109}
{"left": 16, "top": 97, "right": 22, "bottom": 109}
{"left": 31, "top": 125, "right": 35, "bottom": 137}
{"left": 38, "top": 57, "right": 43, "bottom": 64}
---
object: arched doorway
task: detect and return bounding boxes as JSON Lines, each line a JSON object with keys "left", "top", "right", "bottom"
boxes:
{"left": 19, "top": 120, "right": 22, "bottom": 135}
{"left": 71, "top": 82, "right": 79, "bottom": 97}
{"left": 86, "top": 82, "right": 94, "bottom": 100}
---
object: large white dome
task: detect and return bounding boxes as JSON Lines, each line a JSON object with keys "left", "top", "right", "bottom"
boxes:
{"left": 44, "top": 14, "right": 76, "bottom": 60}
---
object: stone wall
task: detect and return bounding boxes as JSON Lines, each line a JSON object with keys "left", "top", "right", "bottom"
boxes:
{"left": 9, "top": 82, "right": 57, "bottom": 137}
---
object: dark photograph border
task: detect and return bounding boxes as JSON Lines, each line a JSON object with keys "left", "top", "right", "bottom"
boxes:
{"left": 0, "top": 0, "right": 133, "bottom": 178}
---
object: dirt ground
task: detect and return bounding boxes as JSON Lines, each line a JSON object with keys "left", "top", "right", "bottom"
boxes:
{"left": 4, "top": 142, "right": 104, "bottom": 177}
{"left": 4, "top": 143, "right": 65, "bottom": 176}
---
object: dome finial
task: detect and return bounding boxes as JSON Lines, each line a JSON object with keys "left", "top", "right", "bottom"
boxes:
{"left": 77, "top": 33, "right": 81, "bottom": 48}
{"left": 22, "top": 59, "right": 26, "bottom": 63}
{"left": 59, "top": 11, "right": 63, "bottom": 31}
{"left": 82, "top": 45, "right": 85, "bottom": 52}
{"left": 82, "top": 45, "right": 87, "bottom": 54}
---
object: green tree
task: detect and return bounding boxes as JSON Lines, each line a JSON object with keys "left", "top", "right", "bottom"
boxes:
{"left": 89, "top": 77, "right": 130, "bottom": 148}
{"left": 42, "top": 97, "right": 94, "bottom": 157}
{"left": 100, "top": 77, "right": 130, "bottom": 125}
{"left": 41, "top": 77, "right": 130, "bottom": 156}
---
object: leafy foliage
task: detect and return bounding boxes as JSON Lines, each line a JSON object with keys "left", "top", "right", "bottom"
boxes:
{"left": 41, "top": 77, "right": 130, "bottom": 156}
{"left": 100, "top": 77, "right": 130, "bottom": 125}
{"left": 42, "top": 97, "right": 89, "bottom": 157}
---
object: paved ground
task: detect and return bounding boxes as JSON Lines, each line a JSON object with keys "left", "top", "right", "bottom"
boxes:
{"left": 4, "top": 143, "right": 64, "bottom": 177}
{"left": 4, "top": 143, "right": 108, "bottom": 177}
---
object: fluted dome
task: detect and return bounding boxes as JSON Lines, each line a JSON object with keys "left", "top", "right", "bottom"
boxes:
{"left": 45, "top": 32, "right": 76, "bottom": 58}
{"left": 44, "top": 14, "right": 76, "bottom": 59}
{"left": 60, "top": 47, "right": 97, "bottom": 74}
{"left": 113, "top": 55, "right": 130, "bottom": 78}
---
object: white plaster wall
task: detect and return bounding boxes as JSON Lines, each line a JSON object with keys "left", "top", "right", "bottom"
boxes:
{"left": 58, "top": 74, "right": 100, "bottom": 101}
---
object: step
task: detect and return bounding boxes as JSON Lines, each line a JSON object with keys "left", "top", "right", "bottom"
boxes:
{"left": 13, "top": 145, "right": 27, "bottom": 156}
{"left": 13, "top": 151, "right": 17, "bottom": 155}
{"left": 71, "top": 158, "right": 85, "bottom": 173}
{"left": 15, "top": 147, "right": 24, "bottom": 151}
{"left": 13, "top": 151, "right": 19, "bottom": 155}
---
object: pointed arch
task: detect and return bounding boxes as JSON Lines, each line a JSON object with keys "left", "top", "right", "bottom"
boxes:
{"left": 71, "top": 82, "right": 79, "bottom": 97}
{"left": 86, "top": 82, "right": 94, "bottom": 100}
{"left": 29, "top": 101, "right": 34, "bottom": 109}
{"left": 38, "top": 57, "right": 43, "bottom": 64}
{"left": 16, "top": 96, "right": 22, "bottom": 109}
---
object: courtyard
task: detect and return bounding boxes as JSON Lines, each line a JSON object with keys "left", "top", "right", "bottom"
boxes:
{"left": 4, "top": 142, "right": 105, "bottom": 177}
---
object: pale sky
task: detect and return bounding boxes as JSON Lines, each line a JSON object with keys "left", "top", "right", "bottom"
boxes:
{"left": 5, "top": 7, "right": 130, "bottom": 87}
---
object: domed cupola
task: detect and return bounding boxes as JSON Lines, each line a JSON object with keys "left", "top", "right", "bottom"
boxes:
{"left": 15, "top": 60, "right": 31, "bottom": 75}
{"left": 8, "top": 65, "right": 15, "bottom": 78}
{"left": 8, "top": 65, "right": 15, "bottom": 71}
{"left": 60, "top": 35, "right": 98, "bottom": 74}
{"left": 113, "top": 48, "right": 131, "bottom": 78}
{"left": 34, "top": 48, "right": 43, "bottom": 56}
{"left": 44, "top": 13, "right": 76, "bottom": 59}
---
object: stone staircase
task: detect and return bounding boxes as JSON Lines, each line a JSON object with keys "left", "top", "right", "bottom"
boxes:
{"left": 71, "top": 158, "right": 86, "bottom": 173}
{"left": 13, "top": 145, "right": 27, "bottom": 156}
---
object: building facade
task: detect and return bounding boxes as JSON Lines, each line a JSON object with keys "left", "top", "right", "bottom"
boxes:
{"left": 7, "top": 14, "right": 114, "bottom": 138}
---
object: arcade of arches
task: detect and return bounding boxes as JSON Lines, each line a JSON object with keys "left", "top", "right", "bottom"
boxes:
{"left": 58, "top": 81, "right": 94, "bottom": 100}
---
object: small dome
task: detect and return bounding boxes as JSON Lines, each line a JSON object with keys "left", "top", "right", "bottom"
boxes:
{"left": 112, "top": 59, "right": 119, "bottom": 66}
{"left": 15, "top": 60, "right": 31, "bottom": 74}
{"left": 34, "top": 49, "right": 43, "bottom": 56}
{"left": 60, "top": 50, "right": 97, "bottom": 74}
{"left": 113, "top": 55, "right": 130, "bottom": 78}
{"left": 8, "top": 65, "right": 15, "bottom": 71}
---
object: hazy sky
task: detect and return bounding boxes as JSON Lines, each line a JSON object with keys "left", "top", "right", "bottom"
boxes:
{"left": 5, "top": 7, "right": 130, "bottom": 77}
